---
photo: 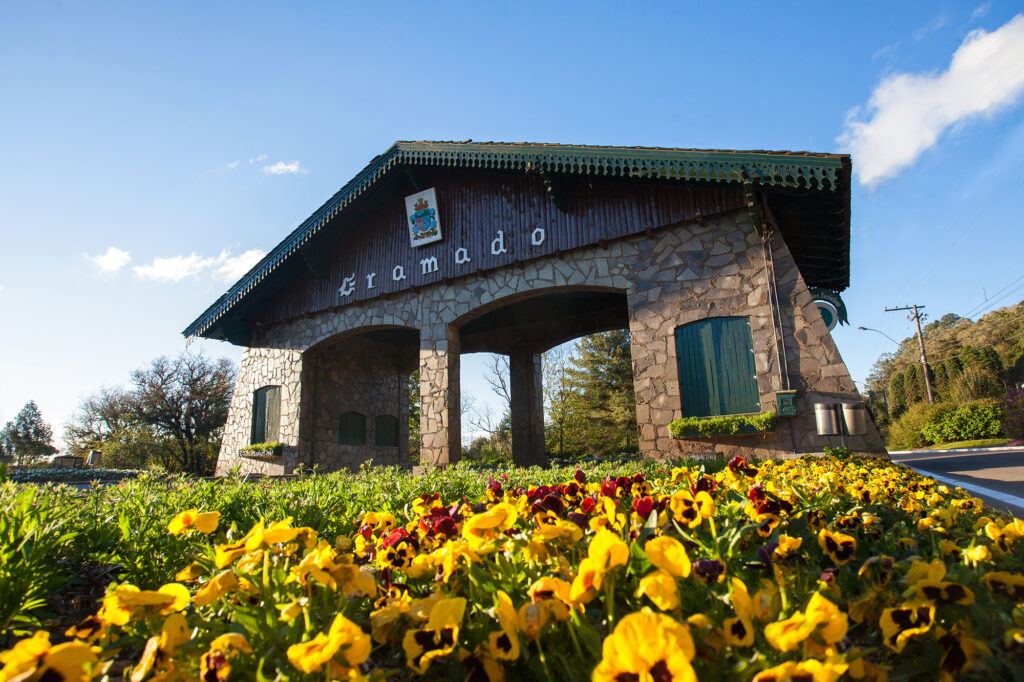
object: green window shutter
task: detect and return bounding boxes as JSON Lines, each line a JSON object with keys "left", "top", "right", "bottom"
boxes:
{"left": 265, "top": 386, "right": 281, "bottom": 442}
{"left": 251, "top": 388, "right": 267, "bottom": 443}
{"left": 375, "top": 415, "right": 399, "bottom": 447}
{"left": 251, "top": 386, "right": 281, "bottom": 444}
{"left": 339, "top": 412, "right": 366, "bottom": 446}
{"left": 675, "top": 317, "right": 760, "bottom": 417}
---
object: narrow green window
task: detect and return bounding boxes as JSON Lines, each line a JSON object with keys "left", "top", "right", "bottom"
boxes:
{"left": 251, "top": 386, "right": 281, "bottom": 444}
{"left": 674, "top": 317, "right": 760, "bottom": 417}
{"left": 338, "top": 412, "right": 366, "bottom": 446}
{"left": 375, "top": 415, "right": 399, "bottom": 447}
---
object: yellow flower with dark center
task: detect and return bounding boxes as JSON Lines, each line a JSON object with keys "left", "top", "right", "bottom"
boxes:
{"left": 669, "top": 490, "right": 714, "bottom": 529}
{"left": 167, "top": 509, "right": 220, "bottom": 535}
{"left": 817, "top": 529, "right": 856, "bottom": 565}
{"left": 287, "top": 614, "right": 371, "bottom": 674}
{"left": 193, "top": 570, "right": 239, "bottom": 608}
{"left": 645, "top": 536, "right": 691, "bottom": 578}
{"left": 486, "top": 591, "right": 521, "bottom": 661}
{"left": 721, "top": 614, "right": 754, "bottom": 647}
{"left": 910, "top": 580, "right": 975, "bottom": 606}
{"left": 199, "top": 633, "right": 253, "bottom": 682}
{"left": 592, "top": 608, "right": 696, "bottom": 682}
{"left": 879, "top": 603, "right": 935, "bottom": 652}
{"left": 402, "top": 597, "right": 465, "bottom": 674}
{"left": 905, "top": 558, "right": 945, "bottom": 586}
{"left": 381, "top": 537, "right": 417, "bottom": 571}
{"left": 981, "top": 571, "right": 1024, "bottom": 601}
{"left": 937, "top": 624, "right": 992, "bottom": 677}
{"left": 635, "top": 569, "right": 680, "bottom": 611}
{"left": 0, "top": 631, "right": 98, "bottom": 682}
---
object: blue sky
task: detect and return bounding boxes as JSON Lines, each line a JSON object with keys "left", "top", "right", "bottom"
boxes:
{"left": 2, "top": 2, "right": 1023, "bottom": 446}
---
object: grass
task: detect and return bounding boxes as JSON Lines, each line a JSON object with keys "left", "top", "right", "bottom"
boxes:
{"left": 919, "top": 437, "right": 1011, "bottom": 450}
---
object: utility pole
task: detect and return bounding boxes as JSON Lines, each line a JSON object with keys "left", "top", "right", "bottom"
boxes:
{"left": 885, "top": 304, "right": 934, "bottom": 403}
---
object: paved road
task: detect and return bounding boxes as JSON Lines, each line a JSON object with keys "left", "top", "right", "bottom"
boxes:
{"left": 888, "top": 447, "right": 1024, "bottom": 517}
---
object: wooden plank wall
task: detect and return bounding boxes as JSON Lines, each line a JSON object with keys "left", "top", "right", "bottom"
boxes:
{"left": 255, "top": 168, "right": 747, "bottom": 327}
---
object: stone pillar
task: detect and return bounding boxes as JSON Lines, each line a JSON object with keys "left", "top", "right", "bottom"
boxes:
{"left": 510, "top": 350, "right": 547, "bottom": 467}
{"left": 419, "top": 324, "right": 461, "bottom": 466}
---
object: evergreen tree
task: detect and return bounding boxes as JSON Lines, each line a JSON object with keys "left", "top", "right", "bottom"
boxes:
{"left": 888, "top": 373, "right": 907, "bottom": 419}
{"left": 0, "top": 401, "right": 58, "bottom": 465}
{"left": 564, "top": 330, "right": 638, "bottom": 454}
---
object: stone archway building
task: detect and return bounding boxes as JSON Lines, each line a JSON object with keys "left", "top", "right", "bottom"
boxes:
{"left": 185, "top": 142, "right": 887, "bottom": 474}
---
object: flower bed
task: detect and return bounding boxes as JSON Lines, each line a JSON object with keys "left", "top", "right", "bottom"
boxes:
{"left": 7, "top": 467, "right": 141, "bottom": 484}
{"left": 2, "top": 455, "right": 1023, "bottom": 681}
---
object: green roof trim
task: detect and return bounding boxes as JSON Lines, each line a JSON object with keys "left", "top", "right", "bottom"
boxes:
{"left": 184, "top": 141, "right": 849, "bottom": 341}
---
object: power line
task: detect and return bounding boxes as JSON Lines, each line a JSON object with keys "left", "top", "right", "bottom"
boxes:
{"left": 885, "top": 304, "right": 934, "bottom": 403}
{"left": 962, "top": 272, "right": 1024, "bottom": 319}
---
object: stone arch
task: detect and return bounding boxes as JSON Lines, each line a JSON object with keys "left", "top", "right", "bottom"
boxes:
{"left": 299, "top": 324, "right": 419, "bottom": 470}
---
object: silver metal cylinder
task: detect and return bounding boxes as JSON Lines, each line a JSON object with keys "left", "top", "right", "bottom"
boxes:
{"left": 815, "top": 403, "right": 839, "bottom": 435}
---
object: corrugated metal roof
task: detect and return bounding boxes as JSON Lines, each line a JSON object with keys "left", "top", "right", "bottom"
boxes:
{"left": 183, "top": 141, "right": 850, "bottom": 341}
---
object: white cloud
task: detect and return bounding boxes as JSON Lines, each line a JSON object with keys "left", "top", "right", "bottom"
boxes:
{"left": 133, "top": 248, "right": 267, "bottom": 284}
{"left": 226, "top": 160, "right": 239, "bottom": 169}
{"left": 211, "top": 248, "right": 266, "bottom": 282}
{"left": 133, "top": 253, "right": 213, "bottom": 282}
{"left": 839, "top": 14, "right": 1024, "bottom": 186}
{"left": 263, "top": 160, "right": 306, "bottom": 175}
{"left": 248, "top": 153, "right": 267, "bottom": 165}
{"left": 85, "top": 246, "right": 132, "bottom": 273}
{"left": 971, "top": 2, "right": 991, "bottom": 22}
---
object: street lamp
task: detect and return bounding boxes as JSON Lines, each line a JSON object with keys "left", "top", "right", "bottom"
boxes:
{"left": 856, "top": 326, "right": 901, "bottom": 346}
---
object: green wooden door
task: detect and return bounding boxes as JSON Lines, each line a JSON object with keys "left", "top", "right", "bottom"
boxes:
{"left": 675, "top": 317, "right": 760, "bottom": 417}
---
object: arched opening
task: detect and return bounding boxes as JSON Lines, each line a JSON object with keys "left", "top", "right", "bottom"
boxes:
{"left": 454, "top": 287, "right": 633, "bottom": 466}
{"left": 301, "top": 326, "right": 419, "bottom": 470}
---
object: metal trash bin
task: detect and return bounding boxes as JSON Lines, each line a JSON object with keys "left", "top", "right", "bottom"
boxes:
{"left": 815, "top": 403, "right": 839, "bottom": 435}
{"left": 842, "top": 403, "right": 867, "bottom": 436}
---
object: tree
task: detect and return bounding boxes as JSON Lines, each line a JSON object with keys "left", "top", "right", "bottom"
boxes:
{"left": 408, "top": 371, "right": 421, "bottom": 463}
{"left": 129, "top": 353, "right": 235, "bottom": 475}
{"left": 0, "top": 401, "right": 58, "bottom": 465}
{"left": 565, "top": 330, "right": 638, "bottom": 455}
{"left": 542, "top": 343, "right": 586, "bottom": 457}
{"left": 65, "top": 353, "right": 235, "bottom": 475}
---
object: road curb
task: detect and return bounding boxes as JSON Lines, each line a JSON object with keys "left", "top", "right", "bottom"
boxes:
{"left": 888, "top": 445, "right": 1024, "bottom": 456}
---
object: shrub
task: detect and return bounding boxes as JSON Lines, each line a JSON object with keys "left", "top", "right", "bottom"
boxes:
{"left": 1004, "top": 387, "right": 1024, "bottom": 440}
{"left": 886, "top": 401, "right": 953, "bottom": 449}
{"left": 920, "top": 398, "right": 1003, "bottom": 444}
{"left": 667, "top": 411, "right": 777, "bottom": 438}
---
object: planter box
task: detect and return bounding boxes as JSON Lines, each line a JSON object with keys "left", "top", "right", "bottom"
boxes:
{"left": 672, "top": 423, "right": 775, "bottom": 438}
{"left": 239, "top": 444, "right": 283, "bottom": 459}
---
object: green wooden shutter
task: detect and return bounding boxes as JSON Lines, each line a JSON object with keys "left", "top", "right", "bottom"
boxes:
{"left": 676, "top": 317, "right": 760, "bottom": 417}
{"left": 339, "top": 412, "right": 366, "bottom": 446}
{"left": 375, "top": 415, "right": 399, "bottom": 447}
{"left": 251, "top": 389, "right": 267, "bottom": 443}
{"left": 265, "top": 386, "right": 281, "bottom": 442}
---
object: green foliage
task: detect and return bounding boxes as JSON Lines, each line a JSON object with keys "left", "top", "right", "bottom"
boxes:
{"left": 887, "top": 401, "right": 954, "bottom": 450}
{"left": 668, "top": 411, "right": 777, "bottom": 438}
{"left": 563, "top": 330, "right": 638, "bottom": 454}
{"left": 888, "top": 399, "right": 1003, "bottom": 449}
{"left": 887, "top": 373, "right": 907, "bottom": 419}
{"left": 0, "top": 483, "right": 77, "bottom": 633}
{"left": 239, "top": 441, "right": 283, "bottom": 453}
{"left": 1004, "top": 387, "right": 1024, "bottom": 440}
{"left": 920, "top": 399, "right": 1003, "bottom": 444}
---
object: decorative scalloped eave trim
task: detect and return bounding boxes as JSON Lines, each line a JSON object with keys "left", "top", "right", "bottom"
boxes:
{"left": 184, "top": 142, "right": 846, "bottom": 340}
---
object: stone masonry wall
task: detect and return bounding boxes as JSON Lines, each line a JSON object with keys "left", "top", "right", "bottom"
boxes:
{"left": 216, "top": 347, "right": 303, "bottom": 476}
{"left": 214, "top": 208, "right": 885, "bottom": 473}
